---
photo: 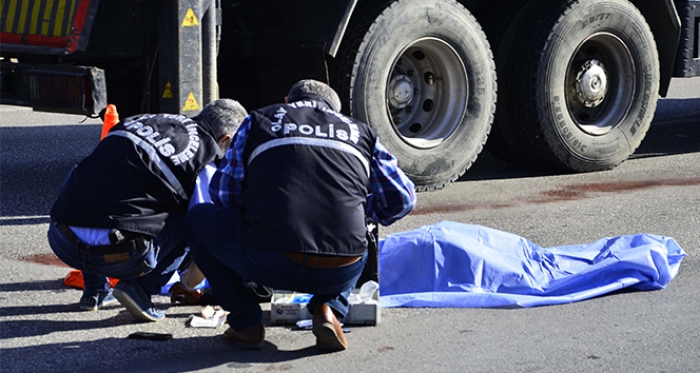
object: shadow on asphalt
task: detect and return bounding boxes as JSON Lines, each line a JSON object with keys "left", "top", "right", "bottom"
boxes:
{"left": 1, "top": 332, "right": 335, "bottom": 373}
{"left": 0, "top": 317, "right": 126, "bottom": 338}
{"left": 0, "top": 303, "right": 112, "bottom": 317}
{"left": 459, "top": 97, "right": 700, "bottom": 182}
{"left": 0, "top": 124, "right": 99, "bottom": 222}
{"left": 0, "top": 279, "right": 65, "bottom": 292}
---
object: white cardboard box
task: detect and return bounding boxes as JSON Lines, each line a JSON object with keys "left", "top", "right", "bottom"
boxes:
{"left": 270, "top": 290, "right": 381, "bottom": 325}
{"left": 270, "top": 293, "right": 312, "bottom": 323}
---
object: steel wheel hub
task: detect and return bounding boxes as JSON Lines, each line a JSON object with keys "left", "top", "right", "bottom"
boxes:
{"left": 575, "top": 59, "right": 608, "bottom": 108}
{"left": 385, "top": 37, "right": 468, "bottom": 148}
{"left": 389, "top": 75, "right": 414, "bottom": 109}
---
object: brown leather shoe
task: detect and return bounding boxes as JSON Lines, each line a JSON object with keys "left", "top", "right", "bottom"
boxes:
{"left": 223, "top": 324, "right": 265, "bottom": 349}
{"left": 312, "top": 304, "right": 348, "bottom": 351}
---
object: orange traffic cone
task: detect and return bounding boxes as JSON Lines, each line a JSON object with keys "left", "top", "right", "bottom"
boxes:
{"left": 64, "top": 269, "right": 120, "bottom": 289}
{"left": 100, "top": 104, "right": 120, "bottom": 140}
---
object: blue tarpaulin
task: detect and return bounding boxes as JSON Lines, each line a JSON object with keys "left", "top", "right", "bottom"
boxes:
{"left": 378, "top": 221, "right": 685, "bottom": 308}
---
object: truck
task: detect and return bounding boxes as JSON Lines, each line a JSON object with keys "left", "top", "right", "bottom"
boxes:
{"left": 2, "top": 0, "right": 699, "bottom": 191}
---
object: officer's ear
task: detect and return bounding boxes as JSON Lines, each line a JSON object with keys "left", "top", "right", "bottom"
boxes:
{"left": 217, "top": 134, "right": 233, "bottom": 152}
{"left": 284, "top": 96, "right": 289, "bottom": 103}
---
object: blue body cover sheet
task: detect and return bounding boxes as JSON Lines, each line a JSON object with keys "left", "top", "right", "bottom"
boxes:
{"left": 378, "top": 221, "right": 685, "bottom": 308}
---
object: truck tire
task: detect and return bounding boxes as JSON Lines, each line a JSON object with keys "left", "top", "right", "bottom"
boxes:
{"left": 332, "top": 0, "right": 497, "bottom": 191}
{"left": 504, "top": 0, "right": 660, "bottom": 171}
{"left": 482, "top": 0, "right": 542, "bottom": 166}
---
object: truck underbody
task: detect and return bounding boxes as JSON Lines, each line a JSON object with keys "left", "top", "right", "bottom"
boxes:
{"left": 2, "top": 0, "right": 699, "bottom": 191}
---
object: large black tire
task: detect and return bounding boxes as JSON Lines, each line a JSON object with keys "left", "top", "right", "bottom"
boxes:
{"left": 331, "top": 0, "right": 497, "bottom": 191}
{"left": 482, "top": 0, "right": 544, "bottom": 166}
{"left": 504, "top": 0, "right": 660, "bottom": 171}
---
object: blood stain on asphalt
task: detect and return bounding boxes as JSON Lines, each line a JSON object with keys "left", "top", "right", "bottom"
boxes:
{"left": 412, "top": 177, "right": 700, "bottom": 215}
{"left": 18, "top": 253, "right": 69, "bottom": 267}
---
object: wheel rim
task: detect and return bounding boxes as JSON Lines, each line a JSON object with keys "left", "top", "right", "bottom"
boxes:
{"left": 385, "top": 37, "right": 468, "bottom": 148}
{"left": 565, "top": 32, "right": 635, "bottom": 136}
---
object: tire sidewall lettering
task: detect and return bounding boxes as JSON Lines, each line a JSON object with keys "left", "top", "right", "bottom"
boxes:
{"left": 351, "top": 0, "right": 496, "bottom": 180}
{"left": 541, "top": 1, "right": 658, "bottom": 163}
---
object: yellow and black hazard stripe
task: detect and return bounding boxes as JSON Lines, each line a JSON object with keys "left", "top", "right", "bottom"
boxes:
{"left": 1, "top": 0, "right": 96, "bottom": 52}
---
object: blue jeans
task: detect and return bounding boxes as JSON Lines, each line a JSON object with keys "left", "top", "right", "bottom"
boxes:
{"left": 185, "top": 203, "right": 367, "bottom": 331}
{"left": 48, "top": 208, "right": 190, "bottom": 296}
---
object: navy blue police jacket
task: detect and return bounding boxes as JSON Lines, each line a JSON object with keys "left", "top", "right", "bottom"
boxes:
{"left": 50, "top": 113, "right": 221, "bottom": 237}
{"left": 241, "top": 95, "right": 376, "bottom": 257}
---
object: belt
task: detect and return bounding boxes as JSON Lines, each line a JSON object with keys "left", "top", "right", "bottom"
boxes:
{"left": 56, "top": 223, "right": 147, "bottom": 260}
{"left": 282, "top": 252, "right": 362, "bottom": 268}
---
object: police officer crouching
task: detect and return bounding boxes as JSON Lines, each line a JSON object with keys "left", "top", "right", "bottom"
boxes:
{"left": 48, "top": 99, "right": 247, "bottom": 322}
{"left": 185, "top": 80, "right": 416, "bottom": 350}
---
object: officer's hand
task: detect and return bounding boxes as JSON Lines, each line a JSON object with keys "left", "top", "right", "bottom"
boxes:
{"left": 170, "top": 282, "right": 202, "bottom": 305}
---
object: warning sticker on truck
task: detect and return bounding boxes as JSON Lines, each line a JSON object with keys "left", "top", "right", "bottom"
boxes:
{"left": 181, "top": 8, "right": 199, "bottom": 27}
{"left": 182, "top": 92, "right": 200, "bottom": 112}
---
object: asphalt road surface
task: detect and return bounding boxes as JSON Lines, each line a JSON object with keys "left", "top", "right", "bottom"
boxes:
{"left": 1, "top": 78, "right": 699, "bottom": 373}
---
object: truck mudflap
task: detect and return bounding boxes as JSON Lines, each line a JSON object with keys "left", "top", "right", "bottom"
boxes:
{"left": 0, "top": 61, "right": 107, "bottom": 116}
{"left": 0, "top": 0, "right": 99, "bottom": 55}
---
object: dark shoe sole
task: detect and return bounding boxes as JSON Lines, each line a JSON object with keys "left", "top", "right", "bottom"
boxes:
{"left": 313, "top": 322, "right": 347, "bottom": 351}
{"left": 113, "top": 288, "right": 164, "bottom": 322}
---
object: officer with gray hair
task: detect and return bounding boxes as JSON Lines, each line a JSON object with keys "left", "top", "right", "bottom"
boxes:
{"left": 48, "top": 99, "right": 247, "bottom": 322}
{"left": 286, "top": 78, "right": 342, "bottom": 112}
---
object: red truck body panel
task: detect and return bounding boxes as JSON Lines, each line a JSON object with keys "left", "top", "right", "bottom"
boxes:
{"left": 1, "top": 0, "right": 95, "bottom": 54}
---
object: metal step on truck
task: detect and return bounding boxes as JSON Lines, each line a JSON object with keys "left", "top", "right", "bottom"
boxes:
{"left": 2, "top": 0, "right": 699, "bottom": 191}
